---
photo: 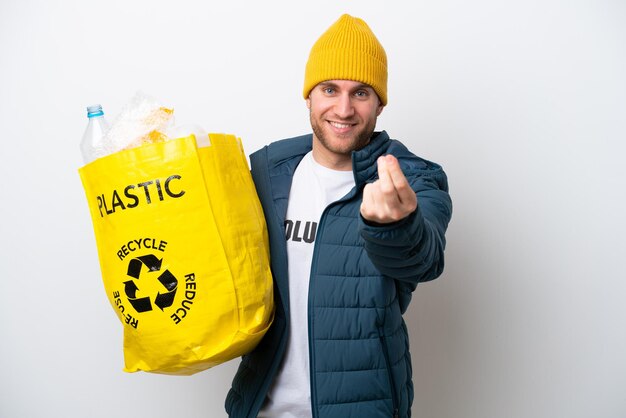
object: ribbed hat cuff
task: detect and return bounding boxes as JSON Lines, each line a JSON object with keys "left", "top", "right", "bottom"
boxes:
{"left": 303, "top": 49, "right": 388, "bottom": 105}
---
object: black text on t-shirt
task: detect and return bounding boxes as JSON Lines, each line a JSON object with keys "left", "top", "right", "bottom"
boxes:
{"left": 285, "top": 220, "right": 318, "bottom": 243}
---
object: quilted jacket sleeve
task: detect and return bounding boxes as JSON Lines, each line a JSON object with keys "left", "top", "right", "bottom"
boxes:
{"left": 359, "top": 167, "right": 452, "bottom": 285}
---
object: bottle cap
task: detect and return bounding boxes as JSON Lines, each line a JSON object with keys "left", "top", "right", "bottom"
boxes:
{"left": 87, "top": 104, "right": 104, "bottom": 118}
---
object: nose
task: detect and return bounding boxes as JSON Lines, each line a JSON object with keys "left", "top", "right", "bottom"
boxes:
{"left": 334, "top": 92, "right": 355, "bottom": 119}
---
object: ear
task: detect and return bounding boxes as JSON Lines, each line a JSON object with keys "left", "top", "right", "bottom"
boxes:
{"left": 306, "top": 97, "right": 311, "bottom": 109}
{"left": 376, "top": 103, "right": 384, "bottom": 116}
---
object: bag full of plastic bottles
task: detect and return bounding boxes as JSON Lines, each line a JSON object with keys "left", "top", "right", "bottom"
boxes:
{"left": 78, "top": 92, "right": 274, "bottom": 375}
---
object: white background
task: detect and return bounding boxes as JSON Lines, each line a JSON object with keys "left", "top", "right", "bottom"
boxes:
{"left": 1, "top": 1, "right": 625, "bottom": 417}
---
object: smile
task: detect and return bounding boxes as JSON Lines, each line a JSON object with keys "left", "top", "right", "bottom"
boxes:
{"left": 328, "top": 121, "right": 356, "bottom": 130}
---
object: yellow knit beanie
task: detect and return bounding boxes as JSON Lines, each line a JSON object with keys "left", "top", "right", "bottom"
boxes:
{"left": 303, "top": 14, "right": 388, "bottom": 105}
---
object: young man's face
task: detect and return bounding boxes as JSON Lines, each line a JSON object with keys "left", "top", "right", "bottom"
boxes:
{"left": 307, "top": 79, "right": 384, "bottom": 169}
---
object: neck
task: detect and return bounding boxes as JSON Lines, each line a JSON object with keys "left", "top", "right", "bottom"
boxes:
{"left": 311, "top": 141, "right": 353, "bottom": 171}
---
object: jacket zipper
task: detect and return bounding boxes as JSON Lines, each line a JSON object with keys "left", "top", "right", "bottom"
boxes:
{"left": 379, "top": 329, "right": 400, "bottom": 418}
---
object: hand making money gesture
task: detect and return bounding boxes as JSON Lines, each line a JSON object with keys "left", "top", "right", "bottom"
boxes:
{"left": 360, "top": 155, "right": 418, "bottom": 224}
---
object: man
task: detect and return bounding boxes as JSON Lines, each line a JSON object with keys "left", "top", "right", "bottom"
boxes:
{"left": 226, "top": 14, "right": 452, "bottom": 418}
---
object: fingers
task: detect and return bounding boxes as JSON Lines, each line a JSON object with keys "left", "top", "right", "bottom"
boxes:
{"left": 360, "top": 155, "right": 418, "bottom": 224}
{"left": 382, "top": 155, "right": 406, "bottom": 189}
{"left": 361, "top": 182, "right": 375, "bottom": 209}
{"left": 376, "top": 156, "right": 399, "bottom": 201}
{"left": 380, "top": 155, "right": 417, "bottom": 208}
{"left": 378, "top": 155, "right": 417, "bottom": 207}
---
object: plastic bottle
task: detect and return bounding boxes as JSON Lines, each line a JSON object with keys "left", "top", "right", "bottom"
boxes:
{"left": 80, "top": 104, "right": 110, "bottom": 164}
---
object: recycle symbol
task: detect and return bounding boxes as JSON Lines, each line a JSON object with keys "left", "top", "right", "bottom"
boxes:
{"left": 124, "top": 255, "right": 178, "bottom": 313}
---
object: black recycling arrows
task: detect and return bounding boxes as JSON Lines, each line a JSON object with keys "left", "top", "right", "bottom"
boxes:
{"left": 124, "top": 279, "right": 152, "bottom": 312}
{"left": 155, "top": 269, "right": 177, "bottom": 311}
{"left": 127, "top": 255, "right": 163, "bottom": 278}
{"left": 123, "top": 255, "right": 178, "bottom": 313}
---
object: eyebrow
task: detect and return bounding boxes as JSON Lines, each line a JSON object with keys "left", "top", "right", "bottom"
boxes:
{"left": 319, "top": 81, "right": 373, "bottom": 91}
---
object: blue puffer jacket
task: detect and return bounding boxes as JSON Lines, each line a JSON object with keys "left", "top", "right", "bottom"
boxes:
{"left": 225, "top": 131, "right": 452, "bottom": 418}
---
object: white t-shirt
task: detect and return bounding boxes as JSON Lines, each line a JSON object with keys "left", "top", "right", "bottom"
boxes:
{"left": 258, "top": 152, "right": 355, "bottom": 418}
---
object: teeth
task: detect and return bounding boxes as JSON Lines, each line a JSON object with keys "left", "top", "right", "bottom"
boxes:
{"left": 330, "top": 121, "right": 352, "bottom": 129}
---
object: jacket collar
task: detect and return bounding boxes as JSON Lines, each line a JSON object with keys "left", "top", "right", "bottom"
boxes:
{"left": 263, "top": 130, "right": 391, "bottom": 189}
{"left": 352, "top": 131, "right": 390, "bottom": 187}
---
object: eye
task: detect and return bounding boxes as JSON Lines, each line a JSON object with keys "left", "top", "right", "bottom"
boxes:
{"left": 323, "top": 87, "right": 335, "bottom": 94}
{"left": 354, "top": 90, "right": 369, "bottom": 98}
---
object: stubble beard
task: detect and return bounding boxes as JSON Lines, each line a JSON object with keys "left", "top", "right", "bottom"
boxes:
{"left": 310, "top": 110, "right": 377, "bottom": 156}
